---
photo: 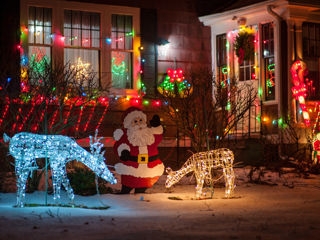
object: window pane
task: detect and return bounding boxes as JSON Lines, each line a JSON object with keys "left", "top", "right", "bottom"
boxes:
{"left": 111, "top": 51, "right": 132, "bottom": 89}
{"left": 82, "top": 29, "right": 90, "bottom": 47}
{"left": 64, "top": 48, "right": 99, "bottom": 85}
{"left": 112, "top": 14, "right": 133, "bottom": 50}
{"left": 91, "top": 14, "right": 100, "bottom": 30}
{"left": 82, "top": 12, "right": 90, "bottom": 30}
{"left": 28, "top": 7, "right": 52, "bottom": 45}
{"left": 64, "top": 10, "right": 71, "bottom": 28}
{"left": 64, "top": 10, "right": 100, "bottom": 47}
{"left": 28, "top": 7, "right": 35, "bottom": 25}
{"left": 92, "top": 30, "right": 100, "bottom": 48}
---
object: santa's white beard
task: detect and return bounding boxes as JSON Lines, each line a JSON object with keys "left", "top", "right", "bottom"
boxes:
{"left": 127, "top": 125, "right": 155, "bottom": 147}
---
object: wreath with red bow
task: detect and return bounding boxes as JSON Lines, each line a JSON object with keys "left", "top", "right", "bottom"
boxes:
{"left": 234, "top": 31, "right": 255, "bottom": 65}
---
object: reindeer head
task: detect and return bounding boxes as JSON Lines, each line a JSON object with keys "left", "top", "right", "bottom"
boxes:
{"left": 165, "top": 167, "right": 175, "bottom": 188}
{"left": 89, "top": 130, "right": 117, "bottom": 184}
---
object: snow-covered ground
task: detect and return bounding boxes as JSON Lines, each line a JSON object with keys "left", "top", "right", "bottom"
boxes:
{"left": 1, "top": 169, "right": 320, "bottom": 240}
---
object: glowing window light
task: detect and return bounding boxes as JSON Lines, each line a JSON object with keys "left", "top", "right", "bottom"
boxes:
{"left": 165, "top": 148, "right": 235, "bottom": 198}
{"left": 71, "top": 57, "right": 91, "bottom": 81}
{"left": 3, "top": 130, "right": 116, "bottom": 207}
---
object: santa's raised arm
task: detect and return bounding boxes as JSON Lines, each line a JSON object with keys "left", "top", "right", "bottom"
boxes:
{"left": 113, "top": 107, "right": 164, "bottom": 194}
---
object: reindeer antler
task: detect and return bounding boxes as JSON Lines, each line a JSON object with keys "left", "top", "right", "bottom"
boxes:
{"left": 89, "top": 129, "right": 105, "bottom": 161}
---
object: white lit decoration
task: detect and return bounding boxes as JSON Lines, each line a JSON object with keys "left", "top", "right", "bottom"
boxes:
{"left": 3, "top": 130, "right": 116, "bottom": 207}
{"left": 71, "top": 57, "right": 91, "bottom": 80}
{"left": 165, "top": 148, "right": 235, "bottom": 199}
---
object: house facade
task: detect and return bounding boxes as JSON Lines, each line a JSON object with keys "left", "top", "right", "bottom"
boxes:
{"left": 0, "top": 0, "right": 212, "bottom": 165}
{"left": 199, "top": 0, "right": 320, "bottom": 140}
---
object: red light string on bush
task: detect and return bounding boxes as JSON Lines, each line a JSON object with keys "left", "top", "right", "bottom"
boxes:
{"left": 83, "top": 102, "right": 96, "bottom": 132}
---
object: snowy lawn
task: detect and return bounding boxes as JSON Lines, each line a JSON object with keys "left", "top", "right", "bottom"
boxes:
{"left": 0, "top": 170, "right": 320, "bottom": 240}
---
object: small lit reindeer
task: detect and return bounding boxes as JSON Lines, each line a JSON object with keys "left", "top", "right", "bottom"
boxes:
{"left": 3, "top": 130, "right": 117, "bottom": 207}
{"left": 165, "top": 148, "right": 235, "bottom": 199}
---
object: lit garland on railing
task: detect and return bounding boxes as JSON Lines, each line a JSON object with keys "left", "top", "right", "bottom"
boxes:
{"left": 3, "top": 130, "right": 117, "bottom": 207}
{"left": 165, "top": 148, "right": 235, "bottom": 199}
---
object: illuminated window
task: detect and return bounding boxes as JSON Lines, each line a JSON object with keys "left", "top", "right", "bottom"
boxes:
{"left": 216, "top": 34, "right": 227, "bottom": 83}
{"left": 111, "top": 14, "right": 133, "bottom": 89}
{"left": 28, "top": 7, "right": 52, "bottom": 45}
{"left": 64, "top": 10, "right": 100, "bottom": 85}
{"left": 239, "top": 55, "right": 255, "bottom": 82}
{"left": 262, "top": 23, "right": 275, "bottom": 101}
{"left": 64, "top": 10, "right": 100, "bottom": 48}
{"left": 27, "top": 7, "right": 52, "bottom": 80}
{"left": 303, "top": 22, "right": 320, "bottom": 100}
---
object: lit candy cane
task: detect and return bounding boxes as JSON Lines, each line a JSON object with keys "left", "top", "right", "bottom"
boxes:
{"left": 291, "top": 60, "right": 310, "bottom": 126}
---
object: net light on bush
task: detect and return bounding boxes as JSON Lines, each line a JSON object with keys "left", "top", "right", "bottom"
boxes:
{"left": 165, "top": 148, "right": 235, "bottom": 199}
{"left": 3, "top": 130, "right": 116, "bottom": 207}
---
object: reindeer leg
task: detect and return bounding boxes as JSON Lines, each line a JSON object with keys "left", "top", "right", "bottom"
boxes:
{"left": 60, "top": 165, "right": 74, "bottom": 203}
{"left": 223, "top": 167, "right": 235, "bottom": 198}
{"left": 50, "top": 160, "right": 63, "bottom": 204}
{"left": 15, "top": 159, "right": 32, "bottom": 207}
{"left": 195, "top": 176, "right": 204, "bottom": 199}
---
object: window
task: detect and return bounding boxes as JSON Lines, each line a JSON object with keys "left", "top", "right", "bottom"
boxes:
{"left": 64, "top": 10, "right": 100, "bottom": 85}
{"left": 262, "top": 23, "right": 275, "bottom": 101}
{"left": 239, "top": 57, "right": 255, "bottom": 82}
{"left": 28, "top": 7, "right": 52, "bottom": 73}
{"left": 216, "top": 34, "right": 227, "bottom": 84}
{"left": 303, "top": 22, "right": 320, "bottom": 100}
{"left": 111, "top": 14, "right": 133, "bottom": 89}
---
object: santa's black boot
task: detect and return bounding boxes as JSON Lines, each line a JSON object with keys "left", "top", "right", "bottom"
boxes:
{"left": 134, "top": 187, "right": 147, "bottom": 194}
{"left": 118, "top": 185, "right": 133, "bottom": 194}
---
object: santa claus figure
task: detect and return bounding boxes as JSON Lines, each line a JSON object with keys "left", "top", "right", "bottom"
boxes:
{"left": 113, "top": 107, "right": 164, "bottom": 194}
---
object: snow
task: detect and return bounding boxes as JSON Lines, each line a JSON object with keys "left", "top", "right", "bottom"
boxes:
{"left": 1, "top": 169, "right": 320, "bottom": 239}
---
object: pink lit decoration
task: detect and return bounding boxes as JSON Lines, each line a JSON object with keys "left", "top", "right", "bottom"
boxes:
{"left": 291, "top": 60, "right": 310, "bottom": 127}
{"left": 167, "top": 69, "right": 184, "bottom": 83}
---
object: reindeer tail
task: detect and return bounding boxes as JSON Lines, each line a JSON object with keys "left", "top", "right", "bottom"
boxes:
{"left": 3, "top": 133, "right": 11, "bottom": 143}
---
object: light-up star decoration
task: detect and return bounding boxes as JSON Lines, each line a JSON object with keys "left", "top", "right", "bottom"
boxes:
{"left": 165, "top": 148, "right": 235, "bottom": 199}
{"left": 158, "top": 68, "right": 191, "bottom": 97}
{"left": 3, "top": 130, "right": 116, "bottom": 207}
{"left": 71, "top": 57, "right": 91, "bottom": 80}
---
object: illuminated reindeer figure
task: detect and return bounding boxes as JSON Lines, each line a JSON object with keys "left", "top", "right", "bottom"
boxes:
{"left": 3, "top": 130, "right": 117, "bottom": 207}
{"left": 166, "top": 148, "right": 235, "bottom": 198}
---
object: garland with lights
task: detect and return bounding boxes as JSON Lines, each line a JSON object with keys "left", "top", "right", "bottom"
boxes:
{"left": 234, "top": 31, "right": 255, "bottom": 65}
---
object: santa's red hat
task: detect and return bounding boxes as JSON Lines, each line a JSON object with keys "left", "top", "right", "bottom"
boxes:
{"left": 123, "top": 107, "right": 147, "bottom": 129}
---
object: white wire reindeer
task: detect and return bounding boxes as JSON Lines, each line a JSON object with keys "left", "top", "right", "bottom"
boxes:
{"left": 3, "top": 130, "right": 116, "bottom": 207}
{"left": 165, "top": 148, "right": 235, "bottom": 199}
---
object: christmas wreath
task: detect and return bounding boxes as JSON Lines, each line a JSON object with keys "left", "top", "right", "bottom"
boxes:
{"left": 234, "top": 31, "right": 255, "bottom": 65}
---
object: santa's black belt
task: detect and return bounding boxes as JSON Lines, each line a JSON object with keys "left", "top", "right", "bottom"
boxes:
{"left": 128, "top": 154, "right": 159, "bottom": 164}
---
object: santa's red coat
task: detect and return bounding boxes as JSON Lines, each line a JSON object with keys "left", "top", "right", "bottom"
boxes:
{"left": 113, "top": 126, "right": 164, "bottom": 188}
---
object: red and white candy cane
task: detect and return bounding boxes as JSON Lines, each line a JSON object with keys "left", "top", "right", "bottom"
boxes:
{"left": 291, "top": 60, "right": 310, "bottom": 126}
